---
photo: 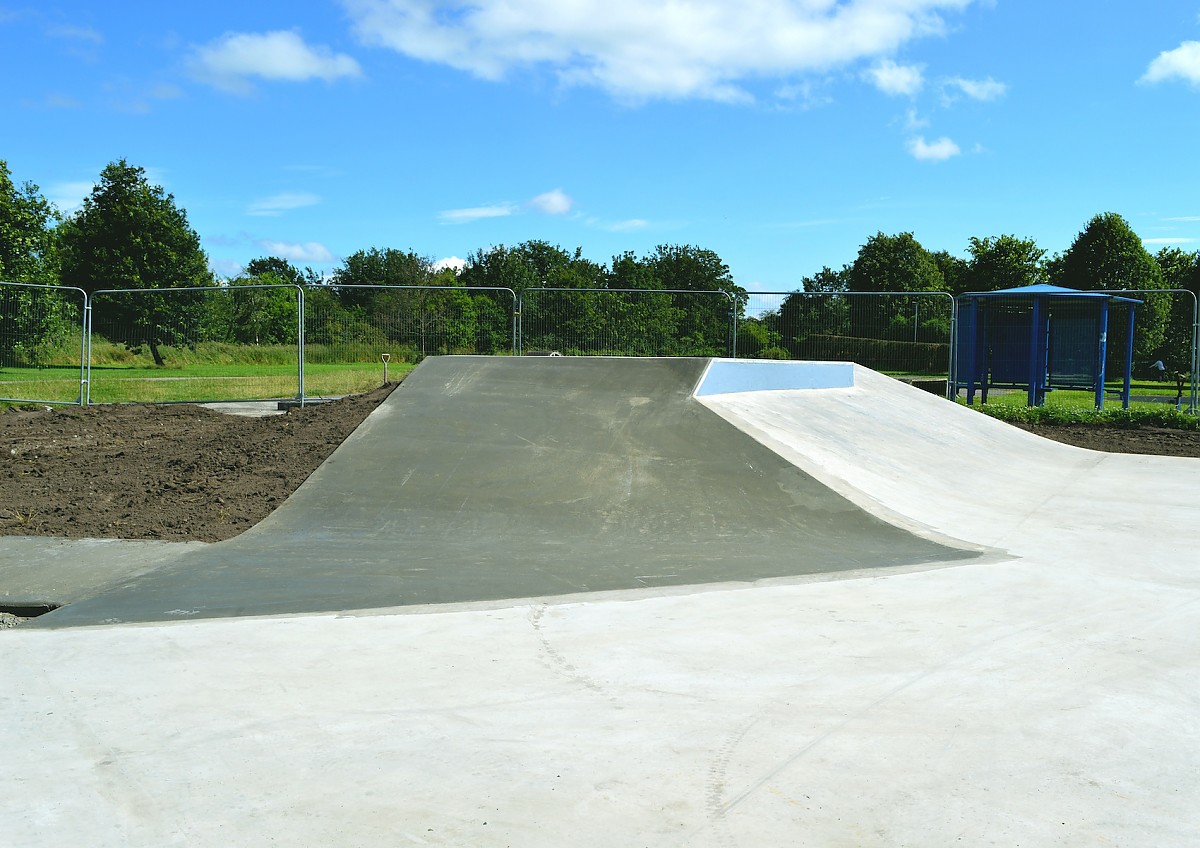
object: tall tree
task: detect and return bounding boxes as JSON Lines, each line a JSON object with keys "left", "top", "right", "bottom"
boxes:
{"left": 645, "top": 244, "right": 742, "bottom": 355}
{"left": 1053, "top": 212, "right": 1167, "bottom": 361}
{"left": 0, "top": 159, "right": 58, "bottom": 284}
{"left": 59, "top": 159, "right": 213, "bottom": 364}
{"left": 847, "top": 232, "right": 943, "bottom": 293}
{"left": 847, "top": 232, "right": 944, "bottom": 340}
{"left": 246, "top": 255, "right": 323, "bottom": 287}
{"left": 1154, "top": 246, "right": 1200, "bottom": 372}
{"left": 0, "top": 160, "right": 66, "bottom": 365}
{"left": 962, "top": 235, "right": 1047, "bottom": 293}
{"left": 331, "top": 248, "right": 434, "bottom": 308}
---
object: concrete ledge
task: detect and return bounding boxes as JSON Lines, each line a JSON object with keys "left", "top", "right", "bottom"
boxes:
{"left": 695, "top": 359, "right": 855, "bottom": 397}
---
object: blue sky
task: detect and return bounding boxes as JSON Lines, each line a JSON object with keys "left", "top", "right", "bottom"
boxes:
{"left": 4, "top": 1, "right": 1200, "bottom": 291}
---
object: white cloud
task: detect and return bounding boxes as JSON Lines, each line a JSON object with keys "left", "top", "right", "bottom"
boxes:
{"left": 943, "top": 75, "right": 1006, "bottom": 100}
{"left": 1164, "top": 215, "right": 1200, "bottom": 222}
{"left": 774, "top": 79, "right": 833, "bottom": 109}
{"left": 1143, "top": 237, "right": 1198, "bottom": 245}
{"left": 190, "top": 30, "right": 362, "bottom": 94}
{"left": 438, "top": 203, "right": 518, "bottom": 223}
{"left": 48, "top": 24, "right": 103, "bottom": 44}
{"left": 257, "top": 240, "right": 334, "bottom": 263}
{"left": 529, "top": 188, "right": 573, "bottom": 215}
{"left": 907, "top": 135, "right": 960, "bottom": 161}
{"left": 1141, "top": 41, "right": 1200, "bottom": 86}
{"left": 866, "top": 59, "right": 924, "bottom": 96}
{"left": 342, "top": 0, "right": 974, "bottom": 102}
{"left": 248, "top": 192, "right": 321, "bottom": 217}
{"left": 434, "top": 256, "right": 467, "bottom": 272}
{"left": 47, "top": 180, "right": 96, "bottom": 214}
{"left": 604, "top": 218, "right": 649, "bottom": 232}
{"left": 904, "top": 108, "right": 929, "bottom": 130}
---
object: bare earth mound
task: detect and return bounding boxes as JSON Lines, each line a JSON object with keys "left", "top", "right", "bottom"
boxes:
{"left": 1, "top": 382, "right": 1196, "bottom": 543}
{"left": 1, "top": 384, "right": 396, "bottom": 542}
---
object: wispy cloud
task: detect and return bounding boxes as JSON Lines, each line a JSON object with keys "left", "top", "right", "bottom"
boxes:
{"left": 1141, "top": 41, "right": 1200, "bottom": 86}
{"left": 438, "top": 203, "right": 518, "bottom": 223}
{"left": 248, "top": 192, "right": 321, "bottom": 217}
{"left": 529, "top": 188, "right": 573, "bottom": 215}
{"left": 942, "top": 75, "right": 1006, "bottom": 101}
{"left": 439, "top": 188, "right": 576, "bottom": 223}
{"left": 907, "top": 135, "right": 960, "bottom": 161}
{"left": 603, "top": 218, "right": 649, "bottom": 232}
{"left": 866, "top": 59, "right": 924, "bottom": 96}
{"left": 46, "top": 180, "right": 96, "bottom": 214}
{"left": 189, "top": 30, "right": 362, "bottom": 95}
{"left": 256, "top": 240, "right": 334, "bottom": 263}
{"left": 1143, "top": 237, "right": 1198, "bottom": 244}
{"left": 47, "top": 24, "right": 103, "bottom": 44}
{"left": 343, "top": 0, "right": 974, "bottom": 102}
{"left": 1164, "top": 215, "right": 1200, "bottom": 222}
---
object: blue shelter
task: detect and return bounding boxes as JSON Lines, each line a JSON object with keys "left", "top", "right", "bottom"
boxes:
{"left": 954, "top": 284, "right": 1141, "bottom": 409}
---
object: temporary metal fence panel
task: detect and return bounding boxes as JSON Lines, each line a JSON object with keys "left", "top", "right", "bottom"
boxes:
{"left": 519, "top": 288, "right": 735, "bottom": 357}
{"left": 741, "top": 291, "right": 956, "bottom": 392}
{"left": 0, "top": 281, "right": 88, "bottom": 405}
{"left": 1098, "top": 288, "right": 1198, "bottom": 413}
{"left": 87, "top": 285, "right": 303, "bottom": 404}
{"left": 301, "top": 285, "right": 517, "bottom": 396}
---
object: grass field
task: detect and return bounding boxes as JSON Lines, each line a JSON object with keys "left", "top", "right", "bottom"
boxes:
{"left": 0, "top": 361, "right": 412, "bottom": 405}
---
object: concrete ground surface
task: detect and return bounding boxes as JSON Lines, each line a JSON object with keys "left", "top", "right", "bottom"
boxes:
{"left": 3, "top": 357, "right": 1199, "bottom": 846}
{"left": 32, "top": 357, "right": 977, "bottom": 626}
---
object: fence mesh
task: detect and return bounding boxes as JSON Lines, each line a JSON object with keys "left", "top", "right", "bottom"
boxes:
{"left": 301, "top": 285, "right": 516, "bottom": 395}
{"left": 0, "top": 281, "right": 87, "bottom": 404}
{"left": 87, "top": 286, "right": 303, "bottom": 404}
{"left": 3, "top": 280, "right": 1195, "bottom": 411}
{"left": 1099, "top": 288, "right": 1198, "bottom": 410}
{"left": 741, "top": 292, "right": 955, "bottom": 382}
{"left": 519, "top": 288, "right": 734, "bottom": 356}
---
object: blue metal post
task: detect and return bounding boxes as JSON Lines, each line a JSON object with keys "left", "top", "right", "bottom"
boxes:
{"left": 1122, "top": 302, "right": 1136, "bottom": 409}
{"left": 1027, "top": 296, "right": 1044, "bottom": 406}
{"left": 1094, "top": 301, "right": 1109, "bottom": 409}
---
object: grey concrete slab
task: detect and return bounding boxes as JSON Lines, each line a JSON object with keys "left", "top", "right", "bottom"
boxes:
{"left": 36, "top": 357, "right": 979, "bottom": 626}
{"left": 0, "top": 536, "right": 205, "bottom": 607}
{"left": 5, "top": 360, "right": 1200, "bottom": 847}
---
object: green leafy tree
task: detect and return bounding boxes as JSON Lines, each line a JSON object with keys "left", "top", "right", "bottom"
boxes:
{"left": 931, "top": 250, "right": 968, "bottom": 296}
{"left": 1154, "top": 246, "right": 1200, "bottom": 373}
{"left": 246, "top": 255, "right": 323, "bottom": 287}
{"left": 331, "top": 248, "right": 435, "bottom": 308}
{"left": 775, "top": 266, "right": 850, "bottom": 357}
{"left": 1053, "top": 212, "right": 1167, "bottom": 362}
{"left": 0, "top": 160, "right": 58, "bottom": 284}
{"left": 59, "top": 159, "right": 213, "bottom": 364}
{"left": 645, "top": 244, "right": 741, "bottom": 355}
{"left": 847, "top": 232, "right": 944, "bottom": 340}
{"left": 219, "top": 272, "right": 302, "bottom": 345}
{"left": 462, "top": 242, "right": 606, "bottom": 353}
{"left": 959, "top": 235, "right": 1047, "bottom": 294}
{"left": 0, "top": 160, "right": 71, "bottom": 365}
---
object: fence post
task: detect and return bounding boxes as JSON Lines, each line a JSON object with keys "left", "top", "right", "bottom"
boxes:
{"left": 296, "top": 285, "right": 306, "bottom": 405}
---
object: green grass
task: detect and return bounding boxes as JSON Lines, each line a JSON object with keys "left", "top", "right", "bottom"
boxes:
{"left": 964, "top": 386, "right": 1200, "bottom": 430}
{"left": 0, "top": 360, "right": 414, "bottom": 405}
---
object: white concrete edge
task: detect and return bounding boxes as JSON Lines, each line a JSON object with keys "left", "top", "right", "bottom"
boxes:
{"left": 695, "top": 362, "right": 1006, "bottom": 559}
{"left": 21, "top": 555, "right": 997, "bottom": 633}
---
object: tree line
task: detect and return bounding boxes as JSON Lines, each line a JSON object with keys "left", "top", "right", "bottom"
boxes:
{"left": 3, "top": 157, "right": 1198, "bottom": 371}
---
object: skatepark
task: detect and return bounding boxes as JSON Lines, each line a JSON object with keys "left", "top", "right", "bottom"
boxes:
{"left": 3, "top": 356, "right": 1199, "bottom": 845}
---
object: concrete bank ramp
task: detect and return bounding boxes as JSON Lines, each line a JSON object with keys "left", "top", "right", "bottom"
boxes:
{"left": 38, "top": 357, "right": 979, "bottom": 626}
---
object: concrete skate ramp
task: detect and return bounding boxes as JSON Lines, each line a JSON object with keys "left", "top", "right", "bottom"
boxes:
{"left": 39, "top": 357, "right": 979, "bottom": 626}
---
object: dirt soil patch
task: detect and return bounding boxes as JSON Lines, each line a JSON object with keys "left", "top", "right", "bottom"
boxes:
{"left": 1, "top": 384, "right": 396, "bottom": 542}
{"left": 1, "top": 385, "right": 1197, "bottom": 543}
